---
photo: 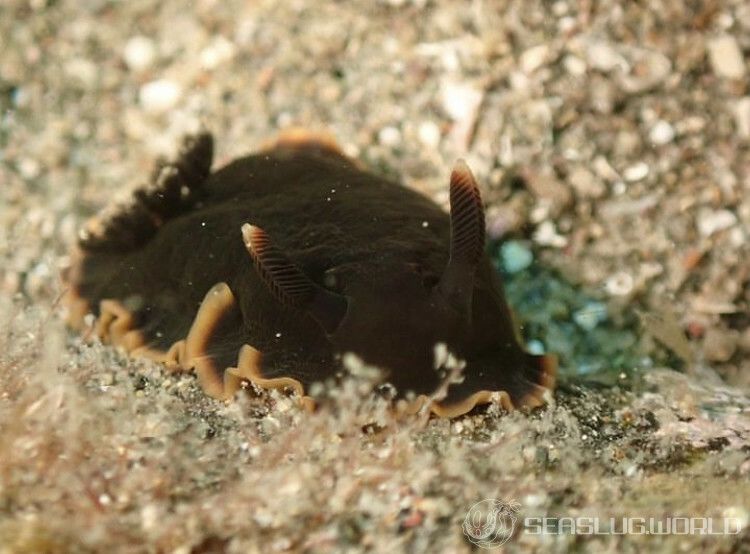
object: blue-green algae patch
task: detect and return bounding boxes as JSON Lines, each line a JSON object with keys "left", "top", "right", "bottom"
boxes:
{"left": 492, "top": 240, "right": 652, "bottom": 383}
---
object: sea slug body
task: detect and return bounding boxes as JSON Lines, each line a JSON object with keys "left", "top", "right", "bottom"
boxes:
{"left": 63, "top": 130, "right": 555, "bottom": 417}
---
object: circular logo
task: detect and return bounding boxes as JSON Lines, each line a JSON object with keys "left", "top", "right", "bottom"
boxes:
{"left": 462, "top": 498, "right": 519, "bottom": 549}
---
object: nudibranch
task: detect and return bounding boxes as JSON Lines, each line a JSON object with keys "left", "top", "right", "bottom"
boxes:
{"left": 63, "top": 130, "right": 555, "bottom": 417}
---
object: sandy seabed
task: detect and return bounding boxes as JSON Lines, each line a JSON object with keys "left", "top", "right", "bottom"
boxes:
{"left": 1, "top": 1, "right": 749, "bottom": 552}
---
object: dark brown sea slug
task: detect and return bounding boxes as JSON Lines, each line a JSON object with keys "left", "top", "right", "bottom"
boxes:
{"left": 63, "top": 130, "right": 555, "bottom": 417}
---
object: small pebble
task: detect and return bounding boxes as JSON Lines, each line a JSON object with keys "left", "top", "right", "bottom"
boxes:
{"left": 139, "top": 79, "right": 182, "bottom": 114}
{"left": 527, "top": 340, "right": 546, "bottom": 355}
{"left": 649, "top": 120, "right": 675, "bottom": 145}
{"left": 568, "top": 166, "right": 605, "bottom": 198}
{"left": 533, "top": 220, "right": 568, "bottom": 248}
{"left": 573, "top": 301, "right": 608, "bottom": 331}
{"left": 623, "top": 162, "right": 649, "bottom": 182}
{"left": 418, "top": 121, "right": 441, "bottom": 148}
{"left": 200, "top": 36, "right": 236, "bottom": 70}
{"left": 676, "top": 116, "right": 706, "bottom": 135}
{"left": 508, "top": 70, "right": 530, "bottom": 91}
{"left": 696, "top": 208, "right": 737, "bottom": 237}
{"left": 558, "top": 16, "right": 576, "bottom": 33}
{"left": 18, "top": 157, "right": 41, "bottom": 179}
{"left": 140, "top": 504, "right": 162, "bottom": 533}
{"left": 519, "top": 44, "right": 549, "bottom": 74}
{"left": 378, "top": 126, "right": 401, "bottom": 147}
{"left": 734, "top": 97, "right": 750, "bottom": 139}
{"left": 585, "top": 40, "right": 628, "bottom": 72}
{"left": 592, "top": 156, "right": 621, "bottom": 182}
{"left": 563, "top": 54, "right": 587, "bottom": 76}
{"left": 552, "top": 0, "right": 568, "bottom": 15}
{"left": 617, "top": 48, "right": 671, "bottom": 93}
{"left": 605, "top": 272, "right": 634, "bottom": 296}
{"left": 500, "top": 240, "right": 533, "bottom": 273}
{"left": 707, "top": 35, "right": 746, "bottom": 80}
{"left": 440, "top": 81, "right": 483, "bottom": 122}
{"left": 123, "top": 36, "right": 156, "bottom": 72}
